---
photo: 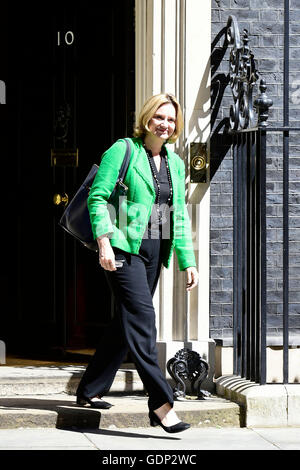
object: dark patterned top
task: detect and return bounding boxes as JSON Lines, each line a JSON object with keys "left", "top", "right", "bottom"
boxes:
{"left": 145, "top": 146, "right": 173, "bottom": 240}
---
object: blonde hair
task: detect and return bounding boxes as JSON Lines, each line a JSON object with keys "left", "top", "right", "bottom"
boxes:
{"left": 133, "top": 93, "right": 183, "bottom": 144}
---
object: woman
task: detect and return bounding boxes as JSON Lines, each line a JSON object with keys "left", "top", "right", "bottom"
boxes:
{"left": 76, "top": 93, "right": 199, "bottom": 434}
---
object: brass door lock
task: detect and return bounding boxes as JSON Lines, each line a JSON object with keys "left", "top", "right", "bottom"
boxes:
{"left": 190, "top": 142, "right": 208, "bottom": 183}
{"left": 53, "top": 193, "right": 69, "bottom": 207}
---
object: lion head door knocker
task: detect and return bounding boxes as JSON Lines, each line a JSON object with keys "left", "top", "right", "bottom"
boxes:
{"left": 167, "top": 348, "right": 209, "bottom": 400}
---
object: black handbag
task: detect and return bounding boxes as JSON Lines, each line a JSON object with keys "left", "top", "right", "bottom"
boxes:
{"left": 59, "top": 138, "right": 132, "bottom": 251}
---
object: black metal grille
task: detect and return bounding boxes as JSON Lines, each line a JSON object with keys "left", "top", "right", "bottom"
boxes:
{"left": 228, "top": 2, "right": 299, "bottom": 384}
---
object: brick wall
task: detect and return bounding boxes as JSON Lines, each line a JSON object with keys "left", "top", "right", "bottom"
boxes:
{"left": 210, "top": 0, "right": 300, "bottom": 342}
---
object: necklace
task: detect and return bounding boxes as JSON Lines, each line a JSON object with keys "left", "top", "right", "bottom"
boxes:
{"left": 143, "top": 144, "right": 173, "bottom": 224}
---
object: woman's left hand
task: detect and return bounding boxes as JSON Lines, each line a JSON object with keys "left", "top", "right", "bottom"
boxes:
{"left": 185, "top": 266, "right": 199, "bottom": 291}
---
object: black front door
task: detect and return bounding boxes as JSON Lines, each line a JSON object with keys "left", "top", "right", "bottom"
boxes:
{"left": 0, "top": 3, "right": 135, "bottom": 355}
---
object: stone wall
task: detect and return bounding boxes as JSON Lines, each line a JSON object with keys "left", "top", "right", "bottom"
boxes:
{"left": 210, "top": 0, "right": 300, "bottom": 342}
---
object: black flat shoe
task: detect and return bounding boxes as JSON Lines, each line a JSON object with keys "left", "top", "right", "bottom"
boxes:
{"left": 149, "top": 410, "right": 190, "bottom": 433}
{"left": 76, "top": 395, "right": 112, "bottom": 409}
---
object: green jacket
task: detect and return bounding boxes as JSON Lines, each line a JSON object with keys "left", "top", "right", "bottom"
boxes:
{"left": 87, "top": 137, "right": 196, "bottom": 271}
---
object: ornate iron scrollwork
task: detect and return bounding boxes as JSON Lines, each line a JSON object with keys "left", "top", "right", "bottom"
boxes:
{"left": 227, "top": 15, "right": 272, "bottom": 130}
{"left": 254, "top": 79, "right": 274, "bottom": 127}
{"left": 167, "top": 348, "right": 209, "bottom": 400}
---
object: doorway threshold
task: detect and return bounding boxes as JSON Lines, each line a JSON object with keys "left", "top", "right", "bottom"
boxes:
{"left": 0, "top": 349, "right": 136, "bottom": 370}
{"left": 3, "top": 346, "right": 136, "bottom": 369}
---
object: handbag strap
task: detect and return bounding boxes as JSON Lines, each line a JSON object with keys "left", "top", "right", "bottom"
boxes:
{"left": 109, "top": 138, "right": 132, "bottom": 200}
{"left": 116, "top": 138, "right": 131, "bottom": 187}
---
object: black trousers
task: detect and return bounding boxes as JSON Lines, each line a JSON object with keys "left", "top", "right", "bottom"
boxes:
{"left": 76, "top": 237, "right": 174, "bottom": 411}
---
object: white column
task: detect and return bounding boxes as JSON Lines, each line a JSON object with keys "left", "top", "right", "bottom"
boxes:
{"left": 183, "top": 0, "right": 214, "bottom": 390}
{"left": 135, "top": 0, "right": 214, "bottom": 391}
{"left": 135, "top": 1, "right": 147, "bottom": 117}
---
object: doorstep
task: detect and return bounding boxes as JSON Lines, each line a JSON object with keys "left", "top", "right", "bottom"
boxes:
{"left": 216, "top": 375, "right": 300, "bottom": 427}
{"left": 0, "top": 364, "right": 241, "bottom": 429}
{"left": 0, "top": 393, "right": 241, "bottom": 429}
{"left": 0, "top": 364, "right": 143, "bottom": 396}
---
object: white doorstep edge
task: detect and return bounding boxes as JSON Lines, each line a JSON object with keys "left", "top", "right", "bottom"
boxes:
{"left": 216, "top": 375, "right": 300, "bottom": 427}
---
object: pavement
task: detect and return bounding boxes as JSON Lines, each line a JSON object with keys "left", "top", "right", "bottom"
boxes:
{"left": 0, "top": 425, "right": 300, "bottom": 451}
{"left": 1, "top": 359, "right": 299, "bottom": 456}
{"left": 1, "top": 392, "right": 300, "bottom": 452}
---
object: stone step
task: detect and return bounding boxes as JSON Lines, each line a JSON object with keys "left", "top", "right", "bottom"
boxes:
{"left": 0, "top": 364, "right": 242, "bottom": 429}
{"left": 0, "top": 364, "right": 143, "bottom": 396}
{"left": 0, "top": 393, "right": 241, "bottom": 429}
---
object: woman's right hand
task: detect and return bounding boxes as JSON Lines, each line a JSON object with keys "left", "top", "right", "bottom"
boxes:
{"left": 96, "top": 236, "right": 116, "bottom": 271}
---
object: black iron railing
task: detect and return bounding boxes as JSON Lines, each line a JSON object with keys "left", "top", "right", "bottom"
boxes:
{"left": 227, "top": 4, "right": 299, "bottom": 385}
